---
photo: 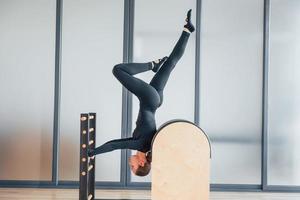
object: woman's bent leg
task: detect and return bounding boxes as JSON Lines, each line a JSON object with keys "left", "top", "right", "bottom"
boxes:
{"left": 112, "top": 62, "right": 159, "bottom": 102}
{"left": 114, "top": 62, "right": 152, "bottom": 75}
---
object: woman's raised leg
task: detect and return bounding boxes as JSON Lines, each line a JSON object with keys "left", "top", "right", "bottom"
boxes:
{"left": 149, "top": 9, "right": 195, "bottom": 93}
{"left": 149, "top": 31, "right": 191, "bottom": 92}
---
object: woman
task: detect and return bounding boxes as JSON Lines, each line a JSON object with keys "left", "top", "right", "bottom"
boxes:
{"left": 88, "top": 9, "right": 195, "bottom": 176}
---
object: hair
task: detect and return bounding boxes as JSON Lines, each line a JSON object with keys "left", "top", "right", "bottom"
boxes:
{"left": 135, "top": 151, "right": 152, "bottom": 177}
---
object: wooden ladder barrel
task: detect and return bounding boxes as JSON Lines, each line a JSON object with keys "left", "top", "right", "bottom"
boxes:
{"left": 151, "top": 120, "right": 211, "bottom": 200}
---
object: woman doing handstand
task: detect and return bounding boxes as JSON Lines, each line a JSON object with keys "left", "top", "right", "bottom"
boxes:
{"left": 88, "top": 9, "right": 195, "bottom": 176}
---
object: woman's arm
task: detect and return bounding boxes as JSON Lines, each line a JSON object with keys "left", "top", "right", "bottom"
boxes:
{"left": 89, "top": 137, "right": 142, "bottom": 156}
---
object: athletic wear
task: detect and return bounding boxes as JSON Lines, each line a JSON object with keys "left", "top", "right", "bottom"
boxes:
{"left": 89, "top": 31, "right": 191, "bottom": 156}
{"left": 151, "top": 56, "right": 168, "bottom": 72}
{"left": 184, "top": 9, "right": 195, "bottom": 33}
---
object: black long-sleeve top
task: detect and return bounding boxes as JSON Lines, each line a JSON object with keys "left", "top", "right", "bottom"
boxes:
{"left": 90, "top": 109, "right": 157, "bottom": 156}
{"left": 90, "top": 29, "right": 191, "bottom": 156}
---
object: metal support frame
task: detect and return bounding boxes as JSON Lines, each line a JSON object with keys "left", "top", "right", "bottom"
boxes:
{"left": 121, "top": 0, "right": 135, "bottom": 187}
{"left": 194, "top": 0, "right": 202, "bottom": 126}
{"left": 123, "top": 0, "right": 135, "bottom": 187}
{"left": 262, "top": 0, "right": 270, "bottom": 191}
{"left": 52, "top": 0, "right": 63, "bottom": 186}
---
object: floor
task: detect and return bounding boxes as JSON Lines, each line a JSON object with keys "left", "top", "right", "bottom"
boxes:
{"left": 0, "top": 188, "right": 300, "bottom": 200}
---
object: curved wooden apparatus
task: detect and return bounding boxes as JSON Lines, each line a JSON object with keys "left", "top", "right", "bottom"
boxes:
{"left": 151, "top": 120, "right": 211, "bottom": 200}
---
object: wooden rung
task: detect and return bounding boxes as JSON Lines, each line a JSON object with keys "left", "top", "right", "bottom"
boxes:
{"left": 89, "top": 140, "right": 94, "bottom": 145}
{"left": 89, "top": 128, "right": 94, "bottom": 132}
{"left": 90, "top": 156, "right": 95, "bottom": 160}
{"left": 88, "top": 194, "right": 93, "bottom": 200}
{"left": 89, "top": 115, "right": 94, "bottom": 120}
{"left": 80, "top": 116, "right": 87, "bottom": 121}
{"left": 88, "top": 156, "right": 95, "bottom": 161}
{"left": 88, "top": 165, "right": 93, "bottom": 171}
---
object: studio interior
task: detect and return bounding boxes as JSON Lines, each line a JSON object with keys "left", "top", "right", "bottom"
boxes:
{"left": 0, "top": 0, "right": 300, "bottom": 200}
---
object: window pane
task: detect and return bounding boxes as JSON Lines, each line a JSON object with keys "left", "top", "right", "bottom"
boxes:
{"left": 0, "top": 0, "right": 55, "bottom": 180}
{"left": 268, "top": 0, "right": 300, "bottom": 185}
{"left": 199, "top": 0, "right": 263, "bottom": 184}
{"left": 59, "top": 0, "right": 124, "bottom": 181}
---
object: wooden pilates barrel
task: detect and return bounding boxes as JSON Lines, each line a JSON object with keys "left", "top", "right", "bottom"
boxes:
{"left": 151, "top": 120, "right": 211, "bottom": 200}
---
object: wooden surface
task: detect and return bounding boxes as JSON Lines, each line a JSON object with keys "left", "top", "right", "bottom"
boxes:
{"left": 151, "top": 121, "right": 210, "bottom": 200}
{"left": 0, "top": 188, "right": 300, "bottom": 200}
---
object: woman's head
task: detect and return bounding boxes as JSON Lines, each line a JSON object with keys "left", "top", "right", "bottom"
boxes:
{"left": 128, "top": 151, "right": 152, "bottom": 176}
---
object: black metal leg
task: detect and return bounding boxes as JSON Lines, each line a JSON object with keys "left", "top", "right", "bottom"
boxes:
{"left": 79, "top": 113, "right": 89, "bottom": 200}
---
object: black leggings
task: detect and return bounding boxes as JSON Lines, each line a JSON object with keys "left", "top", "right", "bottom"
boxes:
{"left": 112, "top": 31, "right": 190, "bottom": 108}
